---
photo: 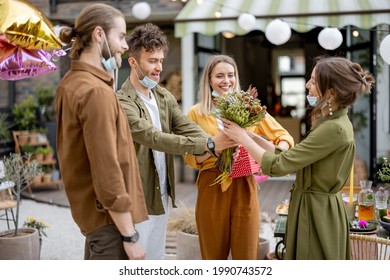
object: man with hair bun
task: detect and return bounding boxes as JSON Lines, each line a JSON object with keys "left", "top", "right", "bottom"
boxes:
{"left": 55, "top": 4, "right": 148, "bottom": 260}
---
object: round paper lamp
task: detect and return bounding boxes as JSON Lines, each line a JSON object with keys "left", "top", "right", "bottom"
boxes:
{"left": 238, "top": 13, "right": 256, "bottom": 31}
{"left": 318, "top": 28, "right": 343, "bottom": 50}
{"left": 132, "top": 2, "right": 151, "bottom": 20}
{"left": 265, "top": 19, "right": 291, "bottom": 45}
{"left": 380, "top": 34, "right": 390, "bottom": 65}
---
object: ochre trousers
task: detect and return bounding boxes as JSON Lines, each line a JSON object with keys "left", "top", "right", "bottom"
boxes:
{"left": 196, "top": 168, "right": 260, "bottom": 260}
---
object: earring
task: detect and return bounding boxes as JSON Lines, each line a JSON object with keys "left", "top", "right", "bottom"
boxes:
{"left": 328, "top": 100, "right": 333, "bottom": 116}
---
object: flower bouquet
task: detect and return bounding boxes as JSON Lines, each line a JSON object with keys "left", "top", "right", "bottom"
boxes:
{"left": 212, "top": 86, "right": 267, "bottom": 184}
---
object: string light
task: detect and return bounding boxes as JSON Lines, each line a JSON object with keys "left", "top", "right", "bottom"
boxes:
{"left": 183, "top": 0, "right": 390, "bottom": 52}
{"left": 222, "top": 31, "right": 235, "bottom": 38}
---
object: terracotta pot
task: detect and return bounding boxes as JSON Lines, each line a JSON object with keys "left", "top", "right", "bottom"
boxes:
{"left": 29, "top": 133, "right": 39, "bottom": 145}
{"left": 34, "top": 154, "right": 44, "bottom": 162}
{"left": 176, "top": 231, "right": 201, "bottom": 260}
{"left": 18, "top": 135, "right": 29, "bottom": 146}
{"left": 42, "top": 173, "right": 52, "bottom": 183}
{"left": 44, "top": 153, "right": 54, "bottom": 162}
{"left": 0, "top": 228, "right": 40, "bottom": 259}
{"left": 33, "top": 174, "right": 43, "bottom": 185}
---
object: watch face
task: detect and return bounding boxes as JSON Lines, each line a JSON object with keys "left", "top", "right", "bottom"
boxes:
{"left": 131, "top": 231, "right": 139, "bottom": 243}
{"left": 207, "top": 138, "right": 215, "bottom": 149}
{"left": 122, "top": 231, "right": 139, "bottom": 243}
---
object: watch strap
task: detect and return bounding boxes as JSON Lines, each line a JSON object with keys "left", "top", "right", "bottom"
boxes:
{"left": 121, "top": 230, "right": 139, "bottom": 243}
{"left": 207, "top": 137, "right": 217, "bottom": 157}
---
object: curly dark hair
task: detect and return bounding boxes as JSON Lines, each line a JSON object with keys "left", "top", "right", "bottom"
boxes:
{"left": 126, "top": 23, "right": 169, "bottom": 60}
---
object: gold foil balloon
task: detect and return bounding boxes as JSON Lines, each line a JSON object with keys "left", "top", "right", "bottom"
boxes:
{"left": 0, "top": 0, "right": 62, "bottom": 50}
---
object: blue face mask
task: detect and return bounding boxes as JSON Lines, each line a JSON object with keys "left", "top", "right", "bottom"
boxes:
{"left": 211, "top": 90, "right": 219, "bottom": 97}
{"left": 306, "top": 95, "right": 318, "bottom": 106}
{"left": 135, "top": 62, "right": 158, "bottom": 89}
{"left": 140, "top": 75, "right": 158, "bottom": 89}
{"left": 98, "top": 32, "right": 118, "bottom": 72}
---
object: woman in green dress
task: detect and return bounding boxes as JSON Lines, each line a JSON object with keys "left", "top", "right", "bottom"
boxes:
{"left": 221, "top": 56, "right": 375, "bottom": 259}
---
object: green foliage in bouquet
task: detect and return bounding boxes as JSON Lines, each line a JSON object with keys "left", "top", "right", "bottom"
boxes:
{"left": 212, "top": 86, "right": 267, "bottom": 184}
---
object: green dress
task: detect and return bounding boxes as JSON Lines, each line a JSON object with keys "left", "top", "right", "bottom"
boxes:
{"left": 262, "top": 108, "right": 354, "bottom": 259}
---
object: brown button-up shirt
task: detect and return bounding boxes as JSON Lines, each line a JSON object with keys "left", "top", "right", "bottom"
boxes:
{"left": 55, "top": 61, "right": 148, "bottom": 235}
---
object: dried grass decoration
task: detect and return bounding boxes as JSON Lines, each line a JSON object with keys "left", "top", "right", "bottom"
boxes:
{"left": 167, "top": 204, "right": 197, "bottom": 235}
{"left": 212, "top": 86, "right": 267, "bottom": 185}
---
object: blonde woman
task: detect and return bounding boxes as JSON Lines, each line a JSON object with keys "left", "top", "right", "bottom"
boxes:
{"left": 184, "top": 54, "right": 294, "bottom": 260}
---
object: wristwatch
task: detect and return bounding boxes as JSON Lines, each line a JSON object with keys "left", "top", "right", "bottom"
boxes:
{"left": 207, "top": 137, "right": 217, "bottom": 157}
{"left": 121, "top": 230, "right": 139, "bottom": 243}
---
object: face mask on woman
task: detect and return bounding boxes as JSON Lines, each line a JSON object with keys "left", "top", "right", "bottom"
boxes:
{"left": 211, "top": 90, "right": 219, "bottom": 97}
{"left": 306, "top": 95, "right": 318, "bottom": 106}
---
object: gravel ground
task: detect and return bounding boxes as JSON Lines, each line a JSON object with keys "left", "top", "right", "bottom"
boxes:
{"left": 1, "top": 180, "right": 279, "bottom": 260}
{"left": 0, "top": 199, "right": 84, "bottom": 260}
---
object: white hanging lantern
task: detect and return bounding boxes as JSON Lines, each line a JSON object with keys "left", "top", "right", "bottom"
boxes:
{"left": 265, "top": 19, "right": 291, "bottom": 45}
{"left": 237, "top": 13, "right": 256, "bottom": 31}
{"left": 318, "top": 28, "right": 343, "bottom": 50}
{"left": 380, "top": 34, "right": 390, "bottom": 65}
{"left": 132, "top": 2, "right": 151, "bottom": 20}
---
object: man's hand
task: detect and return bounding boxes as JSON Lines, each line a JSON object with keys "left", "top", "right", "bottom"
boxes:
{"left": 211, "top": 132, "right": 238, "bottom": 154}
{"left": 124, "top": 241, "right": 146, "bottom": 260}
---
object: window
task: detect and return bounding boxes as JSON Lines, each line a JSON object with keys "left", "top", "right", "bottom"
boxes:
{"left": 272, "top": 50, "right": 306, "bottom": 118}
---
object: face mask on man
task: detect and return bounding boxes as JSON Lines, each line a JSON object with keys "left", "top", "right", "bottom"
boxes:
{"left": 134, "top": 62, "right": 159, "bottom": 89}
{"left": 98, "top": 32, "right": 118, "bottom": 72}
{"left": 306, "top": 95, "right": 318, "bottom": 106}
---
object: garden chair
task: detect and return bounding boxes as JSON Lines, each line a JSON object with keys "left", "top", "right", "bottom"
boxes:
{"left": 0, "top": 187, "right": 17, "bottom": 229}
{"left": 350, "top": 233, "right": 390, "bottom": 260}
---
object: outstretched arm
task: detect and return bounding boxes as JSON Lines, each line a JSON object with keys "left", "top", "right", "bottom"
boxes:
{"left": 220, "top": 118, "right": 273, "bottom": 165}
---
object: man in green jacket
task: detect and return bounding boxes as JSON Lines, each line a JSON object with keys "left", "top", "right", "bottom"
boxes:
{"left": 117, "top": 23, "right": 235, "bottom": 260}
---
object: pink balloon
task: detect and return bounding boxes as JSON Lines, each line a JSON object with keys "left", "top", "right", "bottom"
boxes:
{"left": 0, "top": 34, "right": 57, "bottom": 80}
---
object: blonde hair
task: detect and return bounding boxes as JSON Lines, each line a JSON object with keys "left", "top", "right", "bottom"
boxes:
{"left": 197, "top": 54, "right": 241, "bottom": 116}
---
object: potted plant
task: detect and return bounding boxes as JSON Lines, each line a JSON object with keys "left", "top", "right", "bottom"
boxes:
{"left": 167, "top": 205, "right": 201, "bottom": 260}
{"left": 35, "top": 87, "right": 57, "bottom": 153}
{"left": 0, "top": 113, "right": 13, "bottom": 143}
{"left": 42, "top": 146, "right": 54, "bottom": 162}
{"left": 377, "top": 157, "right": 390, "bottom": 205}
{"left": 33, "top": 146, "right": 45, "bottom": 162}
{"left": 11, "top": 95, "right": 38, "bottom": 132}
{"left": 0, "top": 153, "right": 42, "bottom": 259}
{"left": 41, "top": 165, "right": 52, "bottom": 183}
{"left": 36, "top": 87, "right": 56, "bottom": 122}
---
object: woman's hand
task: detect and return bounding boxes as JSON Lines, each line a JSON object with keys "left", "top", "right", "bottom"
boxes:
{"left": 219, "top": 118, "right": 249, "bottom": 143}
